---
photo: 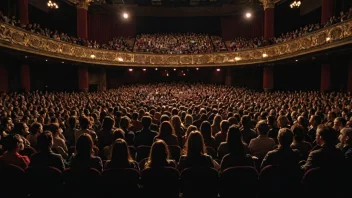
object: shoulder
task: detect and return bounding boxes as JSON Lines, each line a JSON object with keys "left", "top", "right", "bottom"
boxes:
{"left": 92, "top": 156, "right": 102, "bottom": 163}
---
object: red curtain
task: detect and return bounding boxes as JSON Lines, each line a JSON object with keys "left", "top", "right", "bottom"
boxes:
{"left": 88, "top": 13, "right": 136, "bottom": 43}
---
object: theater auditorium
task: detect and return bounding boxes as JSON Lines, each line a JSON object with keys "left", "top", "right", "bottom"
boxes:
{"left": 0, "top": 0, "right": 352, "bottom": 197}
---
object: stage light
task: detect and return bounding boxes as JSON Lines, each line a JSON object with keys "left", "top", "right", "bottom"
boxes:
{"left": 263, "top": 53, "right": 268, "bottom": 58}
{"left": 235, "top": 57, "right": 241, "bottom": 61}
{"left": 123, "top": 13, "right": 129, "bottom": 19}
{"left": 143, "top": 68, "right": 146, "bottom": 71}
{"left": 173, "top": 68, "right": 176, "bottom": 71}
{"left": 90, "top": 54, "right": 96, "bottom": 58}
{"left": 61, "top": 61, "right": 64, "bottom": 63}
{"left": 295, "top": 60, "right": 298, "bottom": 62}
{"left": 245, "top": 13, "right": 252, "bottom": 18}
{"left": 326, "top": 37, "right": 331, "bottom": 41}
{"left": 45, "top": 59, "right": 48, "bottom": 62}
{"left": 129, "top": 68, "right": 133, "bottom": 72}
{"left": 155, "top": 68, "right": 158, "bottom": 71}
{"left": 166, "top": 73, "right": 169, "bottom": 76}
{"left": 183, "top": 73, "right": 186, "bottom": 76}
{"left": 216, "top": 68, "right": 221, "bottom": 72}
{"left": 47, "top": 1, "right": 59, "bottom": 9}
{"left": 118, "top": 57, "right": 123, "bottom": 61}
{"left": 290, "top": 1, "right": 301, "bottom": 9}
{"left": 196, "top": 68, "right": 199, "bottom": 70}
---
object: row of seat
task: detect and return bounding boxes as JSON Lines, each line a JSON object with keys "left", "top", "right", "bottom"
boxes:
{"left": 0, "top": 164, "right": 345, "bottom": 198}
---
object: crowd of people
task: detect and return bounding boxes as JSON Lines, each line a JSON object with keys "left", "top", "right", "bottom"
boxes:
{"left": 0, "top": 83, "right": 351, "bottom": 182}
{"left": 133, "top": 33, "right": 213, "bottom": 54}
{"left": 1, "top": 7, "right": 352, "bottom": 54}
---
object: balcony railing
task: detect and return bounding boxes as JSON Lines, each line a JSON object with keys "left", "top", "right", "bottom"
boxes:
{"left": 0, "top": 19, "right": 352, "bottom": 67}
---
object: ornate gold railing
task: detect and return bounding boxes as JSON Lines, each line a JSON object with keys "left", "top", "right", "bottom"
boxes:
{"left": 0, "top": 20, "right": 352, "bottom": 67}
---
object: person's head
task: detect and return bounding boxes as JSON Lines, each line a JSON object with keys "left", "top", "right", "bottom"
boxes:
{"left": 141, "top": 116, "right": 152, "bottom": 128}
{"left": 220, "top": 120, "right": 230, "bottom": 133}
{"left": 333, "top": 117, "right": 345, "bottom": 131}
{"left": 339, "top": 127, "right": 352, "bottom": 146}
{"left": 68, "top": 116, "right": 77, "bottom": 128}
{"left": 47, "top": 123, "right": 60, "bottom": 136}
{"left": 146, "top": 140, "right": 170, "bottom": 168}
{"left": 267, "top": 115, "right": 276, "bottom": 127}
{"left": 160, "top": 114, "right": 170, "bottom": 123}
{"left": 171, "top": 115, "right": 182, "bottom": 130}
{"left": 227, "top": 125, "right": 245, "bottom": 155}
{"left": 316, "top": 125, "right": 337, "bottom": 146}
{"left": 309, "top": 115, "right": 322, "bottom": 127}
{"left": 291, "top": 124, "right": 306, "bottom": 143}
{"left": 228, "top": 117, "right": 238, "bottom": 125}
{"left": 30, "top": 122, "right": 43, "bottom": 135}
{"left": 277, "top": 128, "right": 294, "bottom": 148}
{"left": 112, "top": 128, "right": 125, "bottom": 143}
{"left": 3, "top": 134, "right": 24, "bottom": 152}
{"left": 256, "top": 120, "right": 269, "bottom": 136}
{"left": 212, "top": 115, "right": 222, "bottom": 127}
{"left": 200, "top": 121, "right": 212, "bottom": 139}
{"left": 184, "top": 131, "right": 206, "bottom": 156}
{"left": 159, "top": 121, "right": 175, "bottom": 136}
{"left": 120, "top": 116, "right": 130, "bottom": 129}
{"left": 277, "top": 116, "right": 290, "bottom": 128}
{"left": 37, "top": 131, "right": 53, "bottom": 151}
{"left": 12, "top": 122, "right": 29, "bottom": 136}
{"left": 328, "top": 111, "right": 337, "bottom": 121}
{"left": 184, "top": 114, "right": 193, "bottom": 126}
{"left": 241, "top": 115, "right": 251, "bottom": 128}
{"left": 102, "top": 116, "right": 115, "bottom": 130}
{"left": 75, "top": 133, "right": 94, "bottom": 158}
{"left": 110, "top": 138, "right": 132, "bottom": 164}
{"left": 79, "top": 116, "right": 91, "bottom": 130}
{"left": 185, "top": 125, "right": 197, "bottom": 139}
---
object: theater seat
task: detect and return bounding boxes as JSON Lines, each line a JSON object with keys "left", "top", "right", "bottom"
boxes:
{"left": 26, "top": 166, "right": 63, "bottom": 198}
{"left": 180, "top": 167, "right": 219, "bottom": 198}
{"left": 19, "top": 146, "right": 36, "bottom": 158}
{"left": 128, "top": 146, "right": 137, "bottom": 160}
{"left": 63, "top": 168, "right": 101, "bottom": 198}
{"left": 141, "top": 167, "right": 180, "bottom": 198}
{"left": 136, "top": 146, "right": 151, "bottom": 162}
{"left": 206, "top": 147, "right": 217, "bottom": 159}
{"left": 101, "top": 168, "right": 140, "bottom": 198}
{"left": 0, "top": 164, "right": 27, "bottom": 198}
{"left": 220, "top": 166, "right": 258, "bottom": 198}
{"left": 168, "top": 145, "right": 181, "bottom": 162}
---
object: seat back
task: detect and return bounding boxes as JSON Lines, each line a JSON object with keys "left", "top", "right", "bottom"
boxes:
{"left": 141, "top": 167, "right": 180, "bottom": 198}
{"left": 206, "top": 147, "right": 217, "bottom": 159}
{"left": 136, "top": 146, "right": 151, "bottom": 162}
{"left": 0, "top": 164, "right": 27, "bottom": 198}
{"left": 220, "top": 166, "right": 258, "bottom": 198}
{"left": 139, "top": 158, "right": 148, "bottom": 171}
{"left": 180, "top": 167, "right": 219, "bottom": 198}
{"left": 102, "top": 168, "right": 140, "bottom": 198}
{"left": 63, "top": 168, "right": 101, "bottom": 198}
{"left": 168, "top": 145, "right": 181, "bottom": 162}
{"left": 26, "top": 166, "right": 62, "bottom": 198}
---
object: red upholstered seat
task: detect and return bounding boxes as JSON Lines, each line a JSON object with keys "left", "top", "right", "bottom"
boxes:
{"left": 102, "top": 168, "right": 140, "bottom": 198}
{"left": 63, "top": 168, "right": 101, "bottom": 198}
{"left": 136, "top": 145, "right": 151, "bottom": 162}
{"left": 0, "top": 164, "right": 27, "bottom": 198}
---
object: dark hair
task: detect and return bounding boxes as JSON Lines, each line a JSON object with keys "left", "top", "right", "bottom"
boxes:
{"left": 30, "top": 122, "right": 42, "bottom": 135}
{"left": 291, "top": 124, "right": 305, "bottom": 142}
{"left": 278, "top": 128, "right": 294, "bottom": 147}
{"left": 256, "top": 120, "right": 269, "bottom": 135}
{"left": 141, "top": 116, "right": 152, "bottom": 128}
{"left": 120, "top": 116, "right": 130, "bottom": 129}
{"left": 227, "top": 125, "right": 246, "bottom": 156}
{"left": 112, "top": 128, "right": 125, "bottom": 142}
{"left": 159, "top": 121, "right": 175, "bottom": 137}
{"left": 220, "top": 120, "right": 230, "bottom": 133}
{"left": 146, "top": 140, "right": 170, "bottom": 168}
{"left": 3, "top": 134, "right": 22, "bottom": 151}
{"left": 75, "top": 133, "right": 94, "bottom": 159}
{"left": 37, "top": 131, "right": 53, "bottom": 151}
{"left": 47, "top": 123, "right": 60, "bottom": 135}
{"left": 241, "top": 115, "right": 251, "bottom": 128}
{"left": 317, "top": 125, "right": 337, "bottom": 145}
{"left": 110, "top": 139, "right": 132, "bottom": 167}
{"left": 79, "top": 116, "right": 90, "bottom": 129}
{"left": 68, "top": 116, "right": 77, "bottom": 128}
{"left": 184, "top": 131, "right": 206, "bottom": 156}
{"left": 102, "top": 116, "right": 114, "bottom": 131}
{"left": 200, "top": 121, "right": 212, "bottom": 140}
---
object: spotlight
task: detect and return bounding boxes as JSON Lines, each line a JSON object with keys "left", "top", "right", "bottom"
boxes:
{"left": 326, "top": 37, "right": 331, "bottom": 42}
{"left": 123, "top": 13, "right": 129, "bottom": 19}
{"left": 235, "top": 57, "right": 241, "bottom": 61}
{"left": 216, "top": 68, "right": 221, "bottom": 72}
{"left": 295, "top": 60, "right": 298, "bottom": 62}
{"left": 183, "top": 73, "right": 186, "bottom": 76}
{"left": 129, "top": 68, "right": 133, "bottom": 72}
{"left": 118, "top": 57, "right": 123, "bottom": 61}
{"left": 245, "top": 12, "right": 252, "bottom": 18}
{"left": 155, "top": 68, "right": 158, "bottom": 71}
{"left": 61, "top": 61, "right": 64, "bottom": 63}
{"left": 143, "top": 69, "right": 146, "bottom": 71}
{"left": 196, "top": 68, "right": 199, "bottom": 70}
{"left": 166, "top": 73, "right": 169, "bottom": 76}
{"left": 90, "top": 54, "right": 96, "bottom": 58}
{"left": 45, "top": 59, "right": 48, "bottom": 62}
{"left": 290, "top": 1, "right": 301, "bottom": 9}
{"left": 173, "top": 68, "right": 176, "bottom": 71}
{"left": 263, "top": 53, "right": 268, "bottom": 58}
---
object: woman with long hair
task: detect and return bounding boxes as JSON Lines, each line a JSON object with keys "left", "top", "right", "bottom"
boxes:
{"left": 70, "top": 133, "right": 103, "bottom": 172}
{"left": 104, "top": 138, "right": 139, "bottom": 170}
{"left": 154, "top": 121, "right": 178, "bottom": 146}
{"left": 178, "top": 131, "right": 215, "bottom": 172}
{"left": 220, "top": 126, "right": 254, "bottom": 172}
{"left": 211, "top": 115, "right": 222, "bottom": 136}
{"left": 200, "top": 121, "right": 216, "bottom": 150}
{"left": 97, "top": 116, "right": 115, "bottom": 150}
{"left": 145, "top": 140, "right": 176, "bottom": 169}
{"left": 184, "top": 114, "right": 193, "bottom": 129}
{"left": 171, "top": 115, "right": 185, "bottom": 147}
{"left": 182, "top": 125, "right": 197, "bottom": 146}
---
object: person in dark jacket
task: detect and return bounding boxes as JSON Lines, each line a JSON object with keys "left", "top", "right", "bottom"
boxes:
{"left": 134, "top": 116, "right": 158, "bottom": 147}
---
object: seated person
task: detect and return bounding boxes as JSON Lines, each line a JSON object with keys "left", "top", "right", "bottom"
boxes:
{"left": 154, "top": 121, "right": 178, "bottom": 146}
{"left": 102, "top": 129, "right": 125, "bottom": 160}
{"left": 144, "top": 140, "right": 176, "bottom": 169}
{"left": 0, "top": 134, "right": 29, "bottom": 169}
{"left": 104, "top": 139, "right": 139, "bottom": 170}
{"left": 291, "top": 124, "right": 312, "bottom": 159}
{"left": 249, "top": 121, "right": 275, "bottom": 160}
{"left": 220, "top": 126, "right": 254, "bottom": 172}
{"left": 29, "top": 131, "right": 65, "bottom": 171}
{"left": 338, "top": 127, "right": 352, "bottom": 164}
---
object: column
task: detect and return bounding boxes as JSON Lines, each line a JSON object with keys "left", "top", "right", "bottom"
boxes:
{"left": 76, "top": 0, "right": 89, "bottom": 39}
{"left": 320, "top": 64, "right": 331, "bottom": 92}
{"left": 78, "top": 67, "right": 89, "bottom": 92}
{"left": 20, "top": 64, "right": 30, "bottom": 92}
{"left": 17, "top": 0, "right": 29, "bottom": 25}
{"left": 347, "top": 60, "right": 352, "bottom": 93}
{"left": 321, "top": 0, "right": 334, "bottom": 25}
{"left": 260, "top": 0, "right": 279, "bottom": 40}
{"left": 263, "top": 66, "right": 274, "bottom": 91}
{"left": 225, "top": 68, "right": 232, "bottom": 86}
{"left": 0, "top": 65, "right": 8, "bottom": 93}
